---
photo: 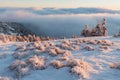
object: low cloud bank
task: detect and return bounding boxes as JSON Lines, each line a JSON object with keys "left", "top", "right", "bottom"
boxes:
{"left": 0, "top": 7, "right": 120, "bottom": 37}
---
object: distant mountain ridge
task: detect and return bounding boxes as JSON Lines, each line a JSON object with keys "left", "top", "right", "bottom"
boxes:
{"left": 0, "top": 7, "right": 120, "bottom": 15}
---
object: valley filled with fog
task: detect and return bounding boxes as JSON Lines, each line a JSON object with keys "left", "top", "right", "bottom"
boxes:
{"left": 0, "top": 7, "right": 120, "bottom": 37}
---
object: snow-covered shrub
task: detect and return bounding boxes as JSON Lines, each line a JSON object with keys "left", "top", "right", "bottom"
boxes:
{"left": 99, "top": 46, "right": 110, "bottom": 50}
{"left": 27, "top": 55, "right": 45, "bottom": 69}
{"left": 61, "top": 43, "right": 69, "bottom": 49}
{"left": 9, "top": 60, "right": 27, "bottom": 71}
{"left": 110, "top": 62, "right": 120, "bottom": 69}
{"left": 37, "top": 45, "right": 46, "bottom": 52}
{"left": 113, "top": 31, "right": 120, "bottom": 37}
{"left": 70, "top": 45, "right": 80, "bottom": 51}
{"left": 62, "top": 50, "right": 72, "bottom": 57}
{"left": 48, "top": 48, "right": 57, "bottom": 56}
{"left": 33, "top": 41, "right": 41, "bottom": 47}
{"left": 9, "top": 60, "right": 29, "bottom": 77}
{"left": 3, "top": 36, "right": 9, "bottom": 43}
{"left": 44, "top": 42, "right": 50, "bottom": 47}
{"left": 62, "top": 40, "right": 72, "bottom": 46}
{"left": 66, "top": 59, "right": 81, "bottom": 67}
{"left": 99, "top": 46, "right": 111, "bottom": 53}
{"left": 43, "top": 41, "right": 55, "bottom": 48}
{"left": 67, "top": 59, "right": 97, "bottom": 79}
{"left": 13, "top": 52, "right": 29, "bottom": 59}
{"left": 57, "top": 56, "right": 69, "bottom": 61}
{"left": 0, "top": 76, "right": 11, "bottom": 80}
{"left": 54, "top": 47, "right": 65, "bottom": 54}
{"left": 116, "top": 48, "right": 120, "bottom": 51}
{"left": 103, "top": 40, "right": 113, "bottom": 46}
{"left": 50, "top": 60, "right": 64, "bottom": 69}
{"left": 47, "top": 47, "right": 67, "bottom": 56}
{"left": 82, "top": 39, "right": 89, "bottom": 43}
{"left": 98, "top": 40, "right": 113, "bottom": 46}
{"left": 84, "top": 45, "right": 94, "bottom": 51}
{"left": 15, "top": 45, "right": 26, "bottom": 51}
{"left": 48, "top": 42, "right": 55, "bottom": 46}
{"left": 76, "top": 38, "right": 83, "bottom": 45}
{"left": 78, "top": 38, "right": 83, "bottom": 42}
{"left": 16, "top": 35, "right": 25, "bottom": 42}
{"left": 16, "top": 67, "right": 29, "bottom": 76}
{"left": 88, "top": 40, "right": 98, "bottom": 45}
{"left": 34, "top": 49, "right": 41, "bottom": 55}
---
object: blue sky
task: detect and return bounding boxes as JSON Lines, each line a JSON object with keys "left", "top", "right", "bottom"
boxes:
{"left": 0, "top": 0, "right": 120, "bottom": 10}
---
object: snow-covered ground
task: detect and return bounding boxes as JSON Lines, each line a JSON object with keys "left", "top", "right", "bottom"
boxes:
{"left": 0, "top": 36, "right": 120, "bottom": 80}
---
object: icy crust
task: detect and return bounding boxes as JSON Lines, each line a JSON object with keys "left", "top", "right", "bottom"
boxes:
{"left": 0, "top": 37, "right": 120, "bottom": 80}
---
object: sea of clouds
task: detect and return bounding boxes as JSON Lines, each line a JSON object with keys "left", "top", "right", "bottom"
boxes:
{"left": 0, "top": 7, "right": 120, "bottom": 37}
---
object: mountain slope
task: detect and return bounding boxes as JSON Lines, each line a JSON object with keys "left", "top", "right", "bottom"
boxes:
{"left": 0, "top": 22, "right": 33, "bottom": 35}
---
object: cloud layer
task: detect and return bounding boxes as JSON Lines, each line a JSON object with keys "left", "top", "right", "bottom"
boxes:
{"left": 0, "top": 7, "right": 120, "bottom": 37}
{"left": 0, "top": 7, "right": 120, "bottom": 15}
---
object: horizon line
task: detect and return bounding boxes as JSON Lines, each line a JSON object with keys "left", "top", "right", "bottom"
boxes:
{"left": 0, "top": 6, "right": 120, "bottom": 11}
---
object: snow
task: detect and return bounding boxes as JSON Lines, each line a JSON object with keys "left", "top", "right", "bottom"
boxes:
{"left": 0, "top": 36, "right": 120, "bottom": 80}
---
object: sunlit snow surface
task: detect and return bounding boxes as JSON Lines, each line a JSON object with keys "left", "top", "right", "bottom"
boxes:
{"left": 0, "top": 36, "right": 120, "bottom": 80}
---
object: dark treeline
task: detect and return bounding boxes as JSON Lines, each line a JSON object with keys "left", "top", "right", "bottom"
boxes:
{"left": 81, "top": 18, "right": 108, "bottom": 37}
